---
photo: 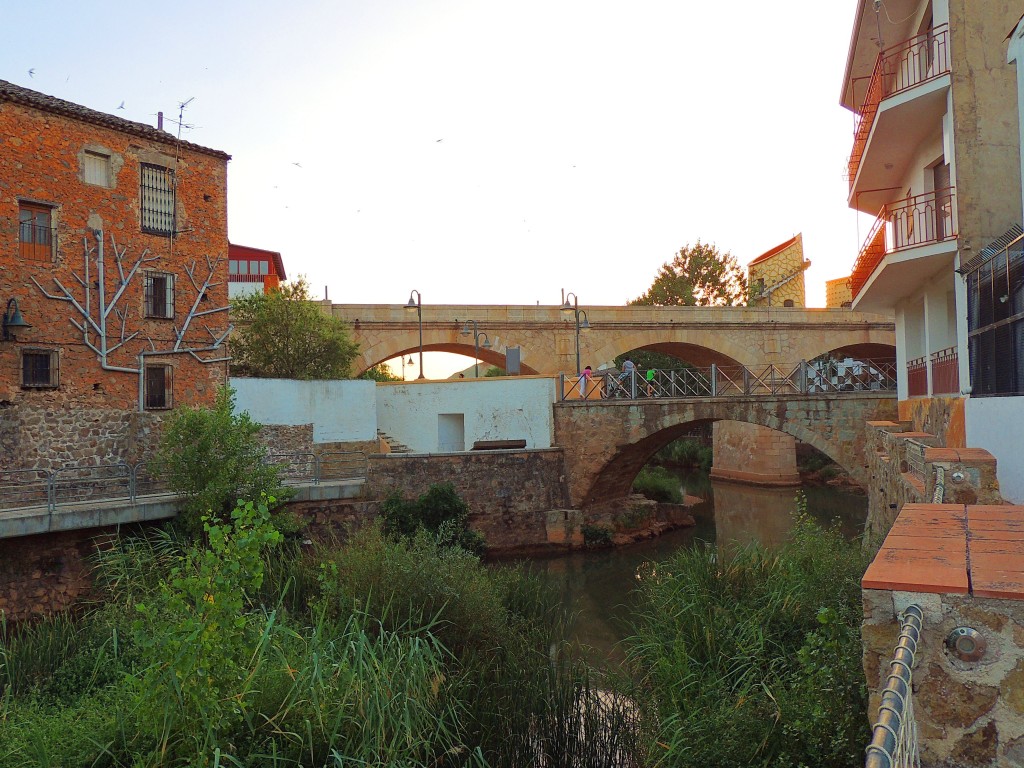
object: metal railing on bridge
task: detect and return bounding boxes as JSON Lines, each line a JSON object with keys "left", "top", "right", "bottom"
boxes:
{"left": 865, "top": 604, "right": 923, "bottom": 768}
{"left": 0, "top": 451, "right": 368, "bottom": 515}
{"left": 560, "top": 358, "right": 897, "bottom": 402}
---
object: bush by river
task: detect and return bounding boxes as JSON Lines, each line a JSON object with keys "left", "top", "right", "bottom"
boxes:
{"left": 0, "top": 493, "right": 869, "bottom": 767}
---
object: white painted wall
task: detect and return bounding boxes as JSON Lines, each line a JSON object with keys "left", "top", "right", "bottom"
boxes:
{"left": 228, "top": 282, "right": 262, "bottom": 299}
{"left": 232, "top": 378, "right": 378, "bottom": 442}
{"left": 376, "top": 376, "right": 557, "bottom": 453}
{"left": 966, "top": 397, "right": 1024, "bottom": 504}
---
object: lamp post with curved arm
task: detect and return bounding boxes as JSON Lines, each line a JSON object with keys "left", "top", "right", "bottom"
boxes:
{"left": 404, "top": 290, "right": 425, "bottom": 379}
{"left": 460, "top": 319, "right": 492, "bottom": 377}
{"left": 560, "top": 291, "right": 591, "bottom": 375}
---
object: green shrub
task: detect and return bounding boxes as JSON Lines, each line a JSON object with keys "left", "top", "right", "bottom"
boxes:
{"left": 381, "top": 482, "right": 486, "bottom": 554}
{"left": 632, "top": 466, "right": 682, "bottom": 504}
{"left": 626, "top": 510, "right": 870, "bottom": 768}
{"left": 654, "top": 438, "right": 713, "bottom": 470}
{"left": 154, "top": 386, "right": 285, "bottom": 536}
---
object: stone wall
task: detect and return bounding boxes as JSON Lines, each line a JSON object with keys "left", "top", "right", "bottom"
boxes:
{"left": 366, "top": 449, "right": 570, "bottom": 552}
{"left": 863, "top": 421, "right": 1001, "bottom": 544}
{"left": 0, "top": 404, "right": 163, "bottom": 470}
{"left": 863, "top": 590, "right": 1024, "bottom": 766}
{"left": 0, "top": 528, "right": 106, "bottom": 622}
{"left": 710, "top": 420, "right": 800, "bottom": 486}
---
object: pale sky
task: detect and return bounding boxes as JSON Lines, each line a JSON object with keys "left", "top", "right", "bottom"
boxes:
{"left": 2, "top": 0, "right": 873, "bottom": 316}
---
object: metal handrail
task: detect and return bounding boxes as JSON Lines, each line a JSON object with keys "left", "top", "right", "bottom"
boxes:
{"left": 0, "top": 451, "right": 368, "bottom": 513}
{"left": 559, "top": 358, "right": 898, "bottom": 402}
{"left": 865, "top": 604, "right": 923, "bottom": 768}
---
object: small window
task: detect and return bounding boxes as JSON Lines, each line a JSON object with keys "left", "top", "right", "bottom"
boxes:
{"left": 229, "top": 259, "right": 239, "bottom": 275}
{"left": 238, "top": 260, "right": 249, "bottom": 275}
{"left": 783, "top": 299, "right": 795, "bottom": 307}
{"left": 144, "top": 272, "right": 175, "bottom": 318}
{"left": 259, "top": 261, "right": 269, "bottom": 275}
{"left": 140, "top": 163, "right": 175, "bottom": 235}
{"left": 144, "top": 364, "right": 173, "bottom": 409}
{"left": 83, "top": 151, "right": 111, "bottom": 187}
{"left": 18, "top": 203, "right": 53, "bottom": 261}
{"left": 21, "top": 349, "right": 58, "bottom": 388}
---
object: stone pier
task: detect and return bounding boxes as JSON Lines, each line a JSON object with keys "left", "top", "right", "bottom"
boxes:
{"left": 710, "top": 421, "right": 800, "bottom": 486}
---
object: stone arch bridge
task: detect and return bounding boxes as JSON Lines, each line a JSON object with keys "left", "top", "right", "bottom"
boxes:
{"left": 325, "top": 303, "right": 895, "bottom": 375}
{"left": 552, "top": 392, "right": 898, "bottom": 509}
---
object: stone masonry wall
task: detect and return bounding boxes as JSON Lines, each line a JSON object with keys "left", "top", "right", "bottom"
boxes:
{"left": 710, "top": 420, "right": 800, "bottom": 486}
{"left": 0, "top": 528, "right": 108, "bottom": 622}
{"left": 864, "top": 421, "right": 1001, "bottom": 544}
{"left": 366, "top": 450, "right": 570, "bottom": 552}
{"left": 0, "top": 404, "right": 163, "bottom": 470}
{"left": 863, "top": 590, "right": 1024, "bottom": 766}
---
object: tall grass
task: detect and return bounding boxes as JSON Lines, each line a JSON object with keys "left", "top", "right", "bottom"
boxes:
{"left": 632, "top": 466, "right": 683, "bottom": 504}
{"left": 626, "top": 512, "right": 870, "bottom": 767}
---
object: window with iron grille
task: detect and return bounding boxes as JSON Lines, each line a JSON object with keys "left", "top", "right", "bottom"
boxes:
{"left": 144, "top": 272, "right": 175, "bottom": 319}
{"left": 144, "top": 364, "right": 173, "bottom": 409}
{"left": 18, "top": 202, "right": 53, "bottom": 262}
{"left": 21, "top": 349, "right": 58, "bottom": 388}
{"left": 967, "top": 235, "right": 1024, "bottom": 395}
{"left": 140, "top": 163, "right": 175, "bottom": 235}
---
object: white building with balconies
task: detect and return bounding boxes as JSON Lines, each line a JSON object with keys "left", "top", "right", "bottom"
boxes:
{"left": 841, "top": 0, "right": 1024, "bottom": 501}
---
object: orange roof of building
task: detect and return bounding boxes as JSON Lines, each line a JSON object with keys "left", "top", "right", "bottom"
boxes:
{"left": 748, "top": 234, "right": 801, "bottom": 267}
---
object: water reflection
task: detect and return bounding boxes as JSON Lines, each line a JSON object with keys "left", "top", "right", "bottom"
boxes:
{"left": 520, "top": 470, "right": 867, "bottom": 664}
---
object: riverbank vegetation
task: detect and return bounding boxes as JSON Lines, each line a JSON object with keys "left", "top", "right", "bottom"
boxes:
{"left": 0, "top": 499, "right": 871, "bottom": 767}
{"left": 627, "top": 504, "right": 871, "bottom": 767}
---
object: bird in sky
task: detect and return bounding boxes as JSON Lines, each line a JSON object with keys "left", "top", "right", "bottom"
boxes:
{"left": 117, "top": 101, "right": 125, "bottom": 110}
{"left": 27, "top": 68, "right": 35, "bottom": 78}
{"left": 292, "top": 162, "right": 302, "bottom": 168}
{"left": 436, "top": 138, "right": 443, "bottom": 143}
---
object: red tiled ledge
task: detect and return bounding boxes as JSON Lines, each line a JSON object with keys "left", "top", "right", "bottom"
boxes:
{"left": 863, "top": 504, "right": 1024, "bottom": 599}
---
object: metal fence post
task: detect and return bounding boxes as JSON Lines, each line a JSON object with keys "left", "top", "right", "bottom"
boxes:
{"left": 799, "top": 360, "right": 809, "bottom": 394}
{"left": 559, "top": 372, "right": 565, "bottom": 401}
{"left": 743, "top": 366, "right": 751, "bottom": 395}
{"left": 630, "top": 370, "right": 637, "bottom": 399}
{"left": 710, "top": 364, "right": 718, "bottom": 397}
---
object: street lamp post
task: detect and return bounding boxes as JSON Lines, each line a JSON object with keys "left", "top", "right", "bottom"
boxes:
{"left": 404, "top": 290, "right": 425, "bottom": 379}
{"left": 460, "top": 320, "right": 492, "bottom": 377}
{"left": 560, "top": 291, "right": 591, "bottom": 375}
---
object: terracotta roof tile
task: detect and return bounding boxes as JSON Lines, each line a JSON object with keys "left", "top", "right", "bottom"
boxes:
{"left": 0, "top": 79, "right": 230, "bottom": 160}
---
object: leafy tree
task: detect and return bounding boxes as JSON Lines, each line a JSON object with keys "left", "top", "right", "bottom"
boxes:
{"left": 632, "top": 241, "right": 747, "bottom": 307}
{"left": 230, "top": 276, "right": 359, "bottom": 379}
{"left": 614, "top": 349, "right": 690, "bottom": 372}
{"left": 154, "top": 386, "right": 283, "bottom": 535}
{"left": 484, "top": 366, "right": 508, "bottom": 377}
{"left": 359, "top": 363, "right": 402, "bottom": 382}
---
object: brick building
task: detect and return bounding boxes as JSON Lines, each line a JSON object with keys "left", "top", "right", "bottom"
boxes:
{"left": 0, "top": 79, "right": 232, "bottom": 469}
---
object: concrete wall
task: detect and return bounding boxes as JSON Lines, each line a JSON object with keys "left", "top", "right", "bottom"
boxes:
{"left": 232, "top": 378, "right": 378, "bottom": 443}
{"left": 966, "top": 397, "right": 1024, "bottom": 504}
{"left": 376, "top": 376, "right": 556, "bottom": 453}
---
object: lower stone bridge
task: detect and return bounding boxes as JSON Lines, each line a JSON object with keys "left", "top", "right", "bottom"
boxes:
{"left": 553, "top": 392, "right": 899, "bottom": 509}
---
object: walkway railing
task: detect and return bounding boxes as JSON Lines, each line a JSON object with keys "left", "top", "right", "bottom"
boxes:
{"left": 865, "top": 604, "right": 923, "bottom": 768}
{"left": 560, "top": 358, "right": 897, "bottom": 402}
{"left": 0, "top": 451, "right": 368, "bottom": 514}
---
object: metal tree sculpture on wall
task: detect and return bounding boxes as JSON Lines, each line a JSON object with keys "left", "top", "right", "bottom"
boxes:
{"left": 30, "top": 228, "right": 231, "bottom": 402}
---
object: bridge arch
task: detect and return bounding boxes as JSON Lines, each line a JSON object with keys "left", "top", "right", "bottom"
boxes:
{"left": 589, "top": 331, "right": 748, "bottom": 369}
{"left": 357, "top": 336, "right": 540, "bottom": 377}
{"left": 553, "top": 394, "right": 897, "bottom": 509}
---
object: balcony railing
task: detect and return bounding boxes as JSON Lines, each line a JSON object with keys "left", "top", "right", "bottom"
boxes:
{"left": 907, "top": 356, "right": 928, "bottom": 397}
{"left": 848, "top": 25, "right": 950, "bottom": 185}
{"left": 930, "top": 346, "right": 959, "bottom": 395}
{"left": 850, "top": 188, "right": 957, "bottom": 298}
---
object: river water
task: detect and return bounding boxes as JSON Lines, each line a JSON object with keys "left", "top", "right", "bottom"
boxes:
{"left": 524, "top": 470, "right": 868, "bottom": 664}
